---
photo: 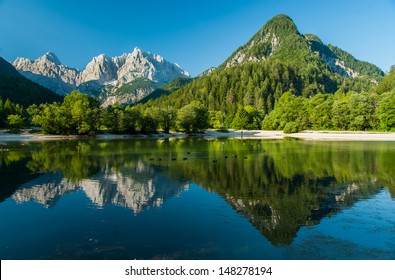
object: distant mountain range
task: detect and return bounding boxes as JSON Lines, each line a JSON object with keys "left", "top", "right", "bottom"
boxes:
{"left": 0, "top": 57, "right": 62, "bottom": 106}
{"left": 12, "top": 47, "right": 190, "bottom": 106}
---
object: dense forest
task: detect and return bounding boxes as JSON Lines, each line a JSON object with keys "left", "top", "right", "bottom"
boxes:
{"left": 0, "top": 57, "right": 63, "bottom": 107}
{"left": 0, "top": 67, "right": 394, "bottom": 135}
{"left": 0, "top": 97, "right": 26, "bottom": 129}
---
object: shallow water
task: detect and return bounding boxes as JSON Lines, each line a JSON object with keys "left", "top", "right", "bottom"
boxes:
{"left": 0, "top": 138, "right": 394, "bottom": 259}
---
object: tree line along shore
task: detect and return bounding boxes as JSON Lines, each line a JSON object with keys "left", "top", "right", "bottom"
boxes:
{"left": 0, "top": 68, "right": 395, "bottom": 136}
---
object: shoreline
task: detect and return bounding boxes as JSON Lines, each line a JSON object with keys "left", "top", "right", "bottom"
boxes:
{"left": 206, "top": 130, "right": 395, "bottom": 141}
{"left": 1, "top": 129, "right": 395, "bottom": 142}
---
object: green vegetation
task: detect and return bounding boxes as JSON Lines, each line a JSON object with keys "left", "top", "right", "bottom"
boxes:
{"left": 176, "top": 101, "right": 208, "bottom": 132}
{"left": 0, "top": 56, "right": 62, "bottom": 126}
{"left": 261, "top": 70, "right": 395, "bottom": 132}
{"left": 0, "top": 98, "right": 26, "bottom": 129}
{"left": 103, "top": 104, "right": 140, "bottom": 134}
{"left": 138, "top": 77, "right": 193, "bottom": 104}
{"left": 112, "top": 77, "right": 155, "bottom": 96}
{"left": 27, "top": 91, "right": 102, "bottom": 135}
{"left": 0, "top": 74, "right": 63, "bottom": 107}
{"left": 103, "top": 77, "right": 157, "bottom": 106}
{"left": 18, "top": 90, "right": 206, "bottom": 135}
{"left": 0, "top": 57, "right": 62, "bottom": 107}
{"left": 1, "top": 14, "right": 394, "bottom": 135}
{"left": 146, "top": 55, "right": 385, "bottom": 133}
{"left": 151, "top": 60, "right": 303, "bottom": 117}
{"left": 140, "top": 14, "right": 388, "bottom": 133}
{"left": 1, "top": 68, "right": 393, "bottom": 134}
{"left": 377, "top": 90, "right": 395, "bottom": 131}
{"left": 0, "top": 57, "right": 21, "bottom": 77}
{"left": 327, "top": 44, "right": 384, "bottom": 80}
{"left": 376, "top": 66, "right": 395, "bottom": 94}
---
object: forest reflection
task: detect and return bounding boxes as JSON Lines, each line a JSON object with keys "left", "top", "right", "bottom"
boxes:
{"left": 1, "top": 138, "right": 394, "bottom": 245}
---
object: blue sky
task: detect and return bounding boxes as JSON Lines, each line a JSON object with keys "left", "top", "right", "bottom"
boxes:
{"left": 1, "top": 0, "right": 394, "bottom": 76}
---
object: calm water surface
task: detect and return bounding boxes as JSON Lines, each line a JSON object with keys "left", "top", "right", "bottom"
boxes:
{"left": 0, "top": 137, "right": 394, "bottom": 259}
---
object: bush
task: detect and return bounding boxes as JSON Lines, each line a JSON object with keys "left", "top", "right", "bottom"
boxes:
{"left": 6, "top": 114, "right": 25, "bottom": 129}
{"left": 283, "top": 122, "right": 303, "bottom": 134}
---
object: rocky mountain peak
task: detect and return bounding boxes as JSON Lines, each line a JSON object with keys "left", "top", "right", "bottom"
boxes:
{"left": 132, "top": 47, "right": 143, "bottom": 55}
{"left": 39, "top": 52, "right": 62, "bottom": 65}
{"left": 12, "top": 52, "right": 80, "bottom": 95}
{"left": 82, "top": 54, "right": 117, "bottom": 84}
{"left": 13, "top": 57, "right": 32, "bottom": 69}
{"left": 116, "top": 47, "right": 189, "bottom": 86}
{"left": 12, "top": 48, "right": 190, "bottom": 104}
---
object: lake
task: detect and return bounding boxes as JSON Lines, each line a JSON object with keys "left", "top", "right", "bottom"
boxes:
{"left": 0, "top": 137, "right": 394, "bottom": 259}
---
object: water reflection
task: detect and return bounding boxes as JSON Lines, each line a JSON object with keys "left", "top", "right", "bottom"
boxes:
{"left": 12, "top": 163, "right": 188, "bottom": 213}
{"left": 1, "top": 138, "right": 395, "bottom": 248}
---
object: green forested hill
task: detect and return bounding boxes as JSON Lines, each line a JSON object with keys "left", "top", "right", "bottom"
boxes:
{"left": 149, "top": 15, "right": 383, "bottom": 119}
{"left": 0, "top": 57, "right": 62, "bottom": 106}
{"left": 153, "top": 60, "right": 303, "bottom": 115}
{"left": 0, "top": 57, "right": 21, "bottom": 77}
{"left": 138, "top": 77, "right": 193, "bottom": 104}
{"left": 327, "top": 44, "right": 384, "bottom": 80}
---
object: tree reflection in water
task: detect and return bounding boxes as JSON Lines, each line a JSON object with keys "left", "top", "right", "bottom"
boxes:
{"left": 1, "top": 138, "right": 394, "bottom": 246}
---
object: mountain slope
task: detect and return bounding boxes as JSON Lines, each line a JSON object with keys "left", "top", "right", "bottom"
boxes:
{"left": 102, "top": 77, "right": 157, "bottom": 107}
{"left": 149, "top": 14, "right": 383, "bottom": 117}
{"left": 0, "top": 57, "right": 22, "bottom": 77}
{"left": 138, "top": 77, "right": 194, "bottom": 104}
{"left": 223, "top": 15, "right": 382, "bottom": 81}
{"left": 13, "top": 52, "right": 80, "bottom": 96}
{"left": 305, "top": 34, "right": 384, "bottom": 81}
{"left": 12, "top": 48, "right": 190, "bottom": 105}
{"left": 0, "top": 57, "right": 62, "bottom": 106}
{"left": 223, "top": 14, "right": 302, "bottom": 68}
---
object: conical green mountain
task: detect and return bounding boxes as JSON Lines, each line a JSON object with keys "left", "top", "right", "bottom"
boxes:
{"left": 222, "top": 14, "right": 305, "bottom": 68}
{"left": 223, "top": 14, "right": 382, "bottom": 81}
{"left": 148, "top": 14, "right": 383, "bottom": 118}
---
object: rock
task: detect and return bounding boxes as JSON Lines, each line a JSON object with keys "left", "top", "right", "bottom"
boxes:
{"left": 12, "top": 48, "right": 190, "bottom": 105}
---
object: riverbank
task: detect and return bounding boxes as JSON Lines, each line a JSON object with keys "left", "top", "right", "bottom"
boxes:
{"left": 204, "top": 130, "right": 395, "bottom": 141}
{"left": 1, "top": 129, "right": 395, "bottom": 142}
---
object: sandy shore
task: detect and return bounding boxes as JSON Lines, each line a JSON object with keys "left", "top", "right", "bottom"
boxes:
{"left": 204, "top": 129, "right": 395, "bottom": 141}
{"left": 1, "top": 129, "right": 395, "bottom": 142}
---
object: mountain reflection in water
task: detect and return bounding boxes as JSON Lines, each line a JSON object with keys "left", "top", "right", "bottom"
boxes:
{"left": 12, "top": 168, "right": 189, "bottom": 213}
{"left": 1, "top": 138, "right": 394, "bottom": 259}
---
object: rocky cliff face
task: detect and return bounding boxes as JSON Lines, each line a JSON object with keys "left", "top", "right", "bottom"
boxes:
{"left": 115, "top": 47, "right": 189, "bottom": 86}
{"left": 12, "top": 48, "right": 190, "bottom": 105}
{"left": 13, "top": 52, "right": 81, "bottom": 95}
{"left": 81, "top": 54, "right": 117, "bottom": 84}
